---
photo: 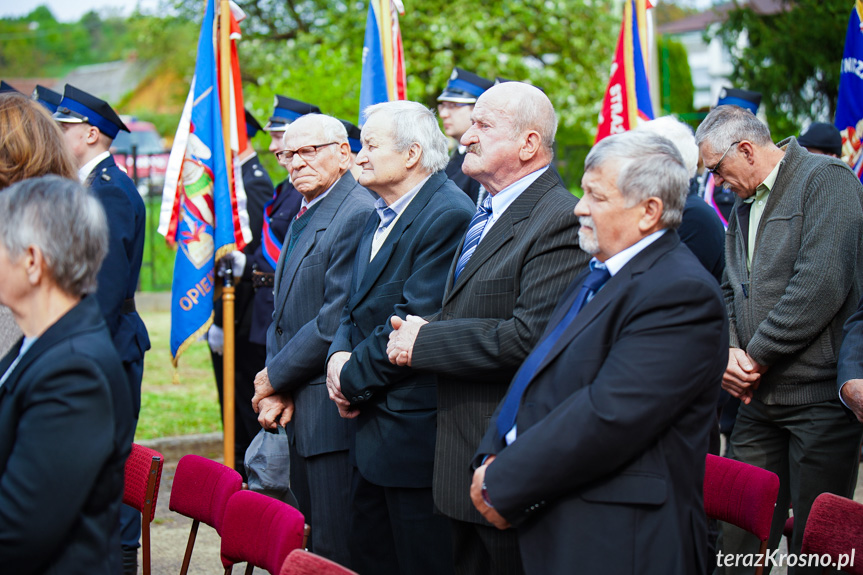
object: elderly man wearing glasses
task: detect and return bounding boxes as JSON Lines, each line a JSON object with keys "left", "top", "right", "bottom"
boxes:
{"left": 697, "top": 105, "right": 863, "bottom": 574}
{"left": 251, "top": 113, "right": 374, "bottom": 568}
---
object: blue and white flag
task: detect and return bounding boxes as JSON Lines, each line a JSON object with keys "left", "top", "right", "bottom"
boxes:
{"left": 836, "top": 0, "right": 863, "bottom": 181}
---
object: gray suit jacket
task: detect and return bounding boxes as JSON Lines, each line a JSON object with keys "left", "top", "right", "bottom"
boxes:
{"left": 266, "top": 172, "right": 375, "bottom": 457}
{"left": 410, "top": 167, "right": 590, "bottom": 524}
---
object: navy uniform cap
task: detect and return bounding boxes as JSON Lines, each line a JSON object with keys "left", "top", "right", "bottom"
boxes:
{"left": 53, "top": 84, "right": 129, "bottom": 139}
{"left": 0, "top": 81, "right": 20, "bottom": 94}
{"left": 716, "top": 87, "right": 761, "bottom": 115}
{"left": 438, "top": 67, "right": 494, "bottom": 104}
{"left": 245, "top": 108, "right": 264, "bottom": 139}
{"left": 797, "top": 122, "right": 842, "bottom": 157}
{"left": 265, "top": 95, "right": 322, "bottom": 132}
{"left": 32, "top": 85, "right": 62, "bottom": 113}
{"left": 339, "top": 119, "right": 362, "bottom": 153}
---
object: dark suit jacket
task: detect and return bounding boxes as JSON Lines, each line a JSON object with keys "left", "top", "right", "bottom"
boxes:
{"left": 410, "top": 167, "right": 589, "bottom": 523}
{"left": 88, "top": 155, "right": 150, "bottom": 411}
{"left": 679, "top": 188, "right": 725, "bottom": 283}
{"left": 249, "top": 179, "right": 303, "bottom": 345}
{"left": 329, "top": 172, "right": 474, "bottom": 488}
{"left": 266, "top": 172, "right": 375, "bottom": 458}
{"left": 475, "top": 231, "right": 728, "bottom": 575}
{"left": 0, "top": 296, "right": 133, "bottom": 575}
{"left": 839, "top": 295, "right": 863, "bottom": 390}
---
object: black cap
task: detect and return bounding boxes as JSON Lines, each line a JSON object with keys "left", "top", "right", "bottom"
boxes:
{"left": 265, "top": 95, "right": 322, "bottom": 132}
{"left": 245, "top": 109, "right": 263, "bottom": 139}
{"left": 798, "top": 122, "right": 842, "bottom": 157}
{"left": 0, "top": 81, "right": 20, "bottom": 94}
{"left": 716, "top": 87, "right": 761, "bottom": 115}
{"left": 438, "top": 67, "right": 494, "bottom": 104}
{"left": 53, "top": 84, "right": 129, "bottom": 139}
{"left": 339, "top": 119, "right": 362, "bottom": 153}
{"left": 32, "top": 85, "right": 62, "bottom": 113}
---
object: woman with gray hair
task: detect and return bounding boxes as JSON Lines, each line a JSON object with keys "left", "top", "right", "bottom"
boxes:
{"left": 0, "top": 176, "right": 134, "bottom": 575}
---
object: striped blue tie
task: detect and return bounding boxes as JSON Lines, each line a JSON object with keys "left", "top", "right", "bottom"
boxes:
{"left": 454, "top": 196, "right": 493, "bottom": 281}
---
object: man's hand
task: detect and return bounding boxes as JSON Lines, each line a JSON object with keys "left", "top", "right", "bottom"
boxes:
{"left": 257, "top": 393, "right": 294, "bottom": 430}
{"left": 252, "top": 367, "right": 276, "bottom": 413}
{"left": 386, "top": 315, "right": 428, "bottom": 366}
{"left": 841, "top": 379, "right": 863, "bottom": 422}
{"left": 326, "top": 352, "right": 359, "bottom": 419}
{"left": 207, "top": 325, "right": 224, "bottom": 355}
{"left": 470, "top": 456, "right": 511, "bottom": 530}
{"left": 722, "top": 348, "right": 764, "bottom": 404}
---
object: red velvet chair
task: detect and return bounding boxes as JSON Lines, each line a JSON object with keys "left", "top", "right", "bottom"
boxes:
{"left": 169, "top": 455, "right": 243, "bottom": 575}
{"left": 220, "top": 490, "right": 305, "bottom": 575}
{"left": 123, "top": 443, "right": 164, "bottom": 575}
{"left": 801, "top": 492, "right": 863, "bottom": 574}
{"left": 703, "top": 454, "right": 780, "bottom": 575}
{"left": 279, "top": 549, "right": 358, "bottom": 575}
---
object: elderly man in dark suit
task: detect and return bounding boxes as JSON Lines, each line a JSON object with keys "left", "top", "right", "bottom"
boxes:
{"left": 386, "top": 81, "right": 589, "bottom": 575}
{"left": 251, "top": 113, "right": 374, "bottom": 567}
{"left": 471, "top": 130, "right": 728, "bottom": 575}
{"left": 53, "top": 84, "right": 150, "bottom": 575}
{"left": 326, "top": 100, "right": 474, "bottom": 575}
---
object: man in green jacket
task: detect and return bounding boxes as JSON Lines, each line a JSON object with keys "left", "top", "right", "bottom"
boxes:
{"left": 696, "top": 105, "right": 863, "bottom": 574}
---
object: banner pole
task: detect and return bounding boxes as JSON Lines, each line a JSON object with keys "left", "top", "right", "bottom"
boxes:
{"left": 218, "top": 0, "right": 236, "bottom": 471}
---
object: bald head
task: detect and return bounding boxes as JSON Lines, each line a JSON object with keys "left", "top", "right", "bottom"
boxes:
{"left": 478, "top": 82, "right": 557, "bottom": 155}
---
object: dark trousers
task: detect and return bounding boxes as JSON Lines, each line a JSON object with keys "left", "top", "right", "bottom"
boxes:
{"left": 211, "top": 339, "right": 266, "bottom": 480}
{"left": 717, "top": 399, "right": 863, "bottom": 575}
{"left": 349, "top": 471, "right": 455, "bottom": 575}
{"left": 297, "top": 450, "right": 353, "bottom": 568}
{"left": 450, "top": 518, "right": 524, "bottom": 575}
{"left": 120, "top": 357, "right": 144, "bottom": 550}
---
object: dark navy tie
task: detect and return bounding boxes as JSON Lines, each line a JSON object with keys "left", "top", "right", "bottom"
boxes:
{"left": 495, "top": 264, "right": 612, "bottom": 441}
{"left": 454, "top": 196, "right": 493, "bottom": 281}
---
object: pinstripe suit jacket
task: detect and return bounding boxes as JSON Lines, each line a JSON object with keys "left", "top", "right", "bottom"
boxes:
{"left": 266, "top": 172, "right": 375, "bottom": 457}
{"left": 410, "top": 167, "right": 590, "bottom": 524}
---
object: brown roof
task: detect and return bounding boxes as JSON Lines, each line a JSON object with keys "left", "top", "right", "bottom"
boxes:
{"left": 658, "top": 0, "right": 790, "bottom": 35}
{"left": 2, "top": 78, "right": 60, "bottom": 97}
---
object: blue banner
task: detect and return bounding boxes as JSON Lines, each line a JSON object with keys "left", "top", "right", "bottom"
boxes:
{"left": 836, "top": 1, "right": 863, "bottom": 181}
{"left": 169, "top": 0, "right": 235, "bottom": 362}
{"left": 359, "top": 1, "right": 388, "bottom": 124}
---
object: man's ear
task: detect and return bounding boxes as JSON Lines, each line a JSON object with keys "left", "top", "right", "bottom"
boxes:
{"left": 518, "top": 131, "right": 542, "bottom": 162}
{"left": 86, "top": 125, "right": 102, "bottom": 146}
{"left": 405, "top": 143, "right": 422, "bottom": 169}
{"left": 24, "top": 245, "right": 43, "bottom": 286}
{"left": 639, "top": 197, "right": 664, "bottom": 232}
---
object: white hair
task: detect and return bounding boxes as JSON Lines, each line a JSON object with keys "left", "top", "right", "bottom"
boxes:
{"left": 638, "top": 116, "right": 698, "bottom": 178}
{"left": 362, "top": 101, "right": 450, "bottom": 173}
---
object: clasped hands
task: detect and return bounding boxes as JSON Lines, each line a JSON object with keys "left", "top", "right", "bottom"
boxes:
{"left": 251, "top": 367, "right": 294, "bottom": 429}
{"left": 723, "top": 348, "right": 768, "bottom": 404}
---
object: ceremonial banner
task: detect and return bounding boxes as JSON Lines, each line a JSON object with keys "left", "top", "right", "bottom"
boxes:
{"left": 359, "top": 0, "right": 406, "bottom": 122}
{"left": 595, "top": 0, "right": 654, "bottom": 143}
{"left": 158, "top": 0, "right": 247, "bottom": 365}
{"left": 836, "top": 0, "right": 863, "bottom": 181}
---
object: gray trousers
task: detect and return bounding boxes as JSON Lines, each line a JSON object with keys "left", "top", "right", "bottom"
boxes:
{"left": 716, "top": 399, "right": 862, "bottom": 575}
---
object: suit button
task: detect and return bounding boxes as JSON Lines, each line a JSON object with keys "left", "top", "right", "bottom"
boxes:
{"left": 363, "top": 391, "right": 371, "bottom": 398}
{"left": 276, "top": 327, "right": 283, "bottom": 335}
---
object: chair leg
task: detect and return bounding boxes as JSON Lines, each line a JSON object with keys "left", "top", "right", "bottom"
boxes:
{"left": 142, "top": 514, "right": 151, "bottom": 575}
{"left": 754, "top": 539, "right": 768, "bottom": 575}
{"left": 244, "top": 563, "right": 255, "bottom": 575}
{"left": 179, "top": 519, "right": 200, "bottom": 575}
{"left": 303, "top": 524, "right": 311, "bottom": 550}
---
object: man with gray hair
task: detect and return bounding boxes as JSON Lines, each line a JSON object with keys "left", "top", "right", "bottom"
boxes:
{"left": 470, "top": 130, "right": 727, "bottom": 575}
{"left": 696, "top": 105, "right": 863, "bottom": 573}
{"left": 326, "top": 100, "right": 475, "bottom": 575}
{"left": 251, "top": 113, "right": 374, "bottom": 567}
{"left": 386, "top": 82, "right": 589, "bottom": 575}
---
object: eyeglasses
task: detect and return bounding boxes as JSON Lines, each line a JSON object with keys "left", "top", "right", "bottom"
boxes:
{"left": 274, "top": 142, "right": 338, "bottom": 163}
{"left": 437, "top": 102, "right": 472, "bottom": 112}
{"left": 705, "top": 141, "right": 740, "bottom": 176}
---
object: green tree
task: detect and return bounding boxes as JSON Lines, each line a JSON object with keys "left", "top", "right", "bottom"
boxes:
{"left": 658, "top": 35, "right": 694, "bottom": 116}
{"left": 711, "top": 0, "right": 849, "bottom": 137}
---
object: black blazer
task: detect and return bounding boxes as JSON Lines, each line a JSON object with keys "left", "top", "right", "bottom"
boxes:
{"left": 839, "top": 295, "right": 863, "bottom": 392}
{"left": 475, "top": 231, "right": 728, "bottom": 575}
{"left": 329, "top": 172, "right": 474, "bottom": 488}
{"left": 0, "top": 296, "right": 133, "bottom": 575}
{"left": 88, "top": 155, "right": 150, "bottom": 374}
{"left": 410, "top": 167, "right": 589, "bottom": 523}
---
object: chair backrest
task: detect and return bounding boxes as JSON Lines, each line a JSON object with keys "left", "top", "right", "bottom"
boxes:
{"left": 123, "top": 443, "right": 164, "bottom": 523}
{"left": 169, "top": 454, "right": 243, "bottom": 535}
{"left": 221, "top": 490, "right": 305, "bottom": 575}
{"left": 801, "top": 492, "right": 863, "bottom": 575}
{"left": 703, "top": 454, "right": 780, "bottom": 541}
{"left": 279, "top": 549, "right": 358, "bottom": 575}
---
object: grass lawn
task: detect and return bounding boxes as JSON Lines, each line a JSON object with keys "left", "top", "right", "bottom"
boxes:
{"left": 136, "top": 308, "right": 222, "bottom": 440}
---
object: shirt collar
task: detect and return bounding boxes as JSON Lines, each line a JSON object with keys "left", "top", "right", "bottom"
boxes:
{"left": 746, "top": 158, "right": 782, "bottom": 203}
{"left": 598, "top": 229, "right": 668, "bottom": 276}
{"left": 489, "top": 166, "right": 548, "bottom": 218}
{"left": 78, "top": 150, "right": 111, "bottom": 183}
